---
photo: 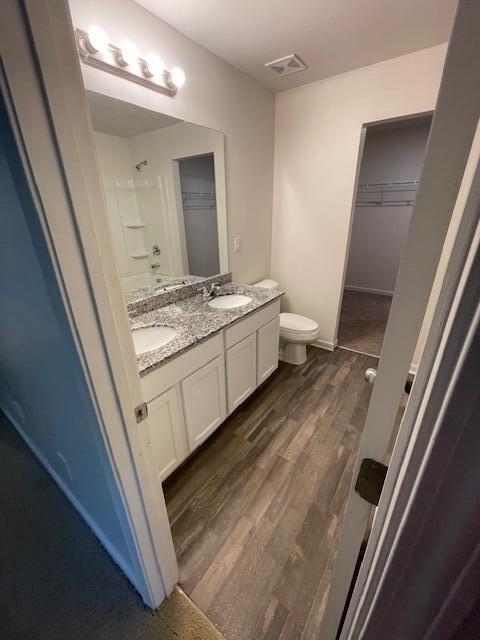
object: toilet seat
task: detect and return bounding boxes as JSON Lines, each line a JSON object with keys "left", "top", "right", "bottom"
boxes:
{"left": 254, "top": 280, "right": 319, "bottom": 364}
{"left": 280, "top": 312, "right": 319, "bottom": 342}
{"left": 280, "top": 312, "right": 318, "bottom": 333}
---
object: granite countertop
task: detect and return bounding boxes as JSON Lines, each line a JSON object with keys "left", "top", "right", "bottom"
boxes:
{"left": 130, "top": 283, "right": 283, "bottom": 376}
{"left": 126, "top": 275, "right": 204, "bottom": 306}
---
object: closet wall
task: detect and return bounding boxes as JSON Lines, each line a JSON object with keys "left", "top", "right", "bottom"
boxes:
{"left": 345, "top": 119, "right": 432, "bottom": 295}
{"left": 179, "top": 155, "right": 220, "bottom": 277}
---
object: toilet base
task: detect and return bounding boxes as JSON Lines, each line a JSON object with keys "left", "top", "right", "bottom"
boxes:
{"left": 279, "top": 341, "right": 307, "bottom": 366}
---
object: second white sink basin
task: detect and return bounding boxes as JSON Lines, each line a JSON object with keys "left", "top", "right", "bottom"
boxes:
{"left": 208, "top": 294, "right": 252, "bottom": 309}
{"left": 132, "top": 326, "right": 177, "bottom": 355}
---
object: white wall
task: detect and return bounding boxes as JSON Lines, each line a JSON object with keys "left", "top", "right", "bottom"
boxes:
{"left": 412, "top": 118, "right": 480, "bottom": 370}
{"left": 271, "top": 44, "right": 447, "bottom": 349}
{"left": 345, "top": 121, "right": 431, "bottom": 295}
{"left": 68, "top": 0, "right": 275, "bottom": 285}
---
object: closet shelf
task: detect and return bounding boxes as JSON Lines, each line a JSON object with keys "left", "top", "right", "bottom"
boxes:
{"left": 356, "top": 179, "right": 419, "bottom": 207}
{"left": 182, "top": 190, "right": 217, "bottom": 210}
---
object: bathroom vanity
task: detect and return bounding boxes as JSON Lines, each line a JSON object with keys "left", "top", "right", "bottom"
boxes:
{"left": 88, "top": 92, "right": 284, "bottom": 483}
{"left": 129, "top": 280, "right": 282, "bottom": 482}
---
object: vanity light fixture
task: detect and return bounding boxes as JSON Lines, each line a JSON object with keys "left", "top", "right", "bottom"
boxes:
{"left": 171, "top": 67, "right": 186, "bottom": 88}
{"left": 143, "top": 54, "right": 164, "bottom": 79}
{"left": 117, "top": 40, "right": 139, "bottom": 67}
{"left": 75, "top": 27, "right": 185, "bottom": 97}
{"left": 85, "top": 25, "right": 109, "bottom": 54}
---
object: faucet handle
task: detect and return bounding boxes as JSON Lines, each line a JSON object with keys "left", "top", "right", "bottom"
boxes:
{"left": 197, "top": 285, "right": 209, "bottom": 300}
{"left": 209, "top": 282, "right": 221, "bottom": 295}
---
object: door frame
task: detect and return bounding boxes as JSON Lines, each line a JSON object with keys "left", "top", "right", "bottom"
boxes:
{"left": 1, "top": 0, "right": 178, "bottom": 607}
{"left": 334, "top": 110, "right": 434, "bottom": 357}
{"left": 7, "top": 0, "right": 480, "bottom": 627}
{"left": 345, "top": 134, "right": 480, "bottom": 638}
{"left": 322, "top": 1, "right": 480, "bottom": 636}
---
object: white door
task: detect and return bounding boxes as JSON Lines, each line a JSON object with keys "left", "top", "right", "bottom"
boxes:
{"left": 256, "top": 317, "right": 280, "bottom": 385}
{"left": 181, "top": 356, "right": 227, "bottom": 450}
{"left": 148, "top": 387, "right": 188, "bottom": 482}
{"left": 226, "top": 333, "right": 257, "bottom": 413}
{"left": 322, "top": 4, "right": 480, "bottom": 637}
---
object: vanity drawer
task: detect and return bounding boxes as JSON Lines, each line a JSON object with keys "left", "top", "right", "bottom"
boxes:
{"left": 224, "top": 299, "right": 281, "bottom": 349}
{"left": 140, "top": 332, "right": 224, "bottom": 403}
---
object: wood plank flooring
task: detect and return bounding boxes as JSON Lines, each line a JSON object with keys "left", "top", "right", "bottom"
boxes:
{"left": 338, "top": 290, "right": 392, "bottom": 356}
{"left": 164, "top": 347, "right": 378, "bottom": 640}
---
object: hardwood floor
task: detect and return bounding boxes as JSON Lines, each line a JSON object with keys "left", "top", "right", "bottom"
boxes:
{"left": 338, "top": 290, "right": 392, "bottom": 356}
{"left": 164, "top": 346, "right": 378, "bottom": 640}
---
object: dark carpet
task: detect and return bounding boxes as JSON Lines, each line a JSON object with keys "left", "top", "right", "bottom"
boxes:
{"left": 0, "top": 413, "right": 222, "bottom": 640}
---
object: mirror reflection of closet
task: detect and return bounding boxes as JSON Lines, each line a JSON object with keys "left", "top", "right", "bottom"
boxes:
{"left": 178, "top": 154, "right": 220, "bottom": 278}
{"left": 87, "top": 90, "right": 228, "bottom": 294}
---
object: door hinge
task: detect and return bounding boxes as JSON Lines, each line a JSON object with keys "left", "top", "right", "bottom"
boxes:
{"left": 135, "top": 402, "right": 148, "bottom": 423}
{"left": 355, "top": 458, "right": 388, "bottom": 506}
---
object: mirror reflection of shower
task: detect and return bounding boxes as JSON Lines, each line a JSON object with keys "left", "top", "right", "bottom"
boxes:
{"left": 87, "top": 90, "right": 226, "bottom": 292}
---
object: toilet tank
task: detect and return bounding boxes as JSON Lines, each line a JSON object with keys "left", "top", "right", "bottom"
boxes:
{"left": 254, "top": 279, "right": 280, "bottom": 290}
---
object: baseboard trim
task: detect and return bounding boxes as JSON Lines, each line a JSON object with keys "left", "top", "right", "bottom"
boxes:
{"left": 1, "top": 407, "right": 139, "bottom": 591}
{"left": 344, "top": 285, "right": 393, "bottom": 297}
{"left": 312, "top": 338, "right": 338, "bottom": 351}
{"left": 338, "top": 345, "right": 379, "bottom": 359}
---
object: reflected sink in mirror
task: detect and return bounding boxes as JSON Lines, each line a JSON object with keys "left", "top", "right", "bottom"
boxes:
{"left": 132, "top": 326, "right": 177, "bottom": 355}
{"left": 208, "top": 294, "right": 252, "bottom": 309}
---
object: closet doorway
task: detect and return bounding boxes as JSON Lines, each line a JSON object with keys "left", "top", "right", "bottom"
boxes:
{"left": 338, "top": 114, "right": 433, "bottom": 357}
{"left": 178, "top": 153, "right": 220, "bottom": 278}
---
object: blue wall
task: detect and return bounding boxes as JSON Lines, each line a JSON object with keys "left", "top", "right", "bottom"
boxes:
{"left": 0, "top": 94, "right": 132, "bottom": 572}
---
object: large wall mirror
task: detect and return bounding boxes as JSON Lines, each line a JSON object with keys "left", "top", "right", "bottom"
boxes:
{"left": 87, "top": 91, "right": 228, "bottom": 293}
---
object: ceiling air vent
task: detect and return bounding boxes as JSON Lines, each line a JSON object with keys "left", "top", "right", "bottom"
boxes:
{"left": 265, "top": 54, "right": 307, "bottom": 77}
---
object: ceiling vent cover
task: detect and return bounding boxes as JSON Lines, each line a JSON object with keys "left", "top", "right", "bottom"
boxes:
{"left": 265, "top": 54, "right": 307, "bottom": 77}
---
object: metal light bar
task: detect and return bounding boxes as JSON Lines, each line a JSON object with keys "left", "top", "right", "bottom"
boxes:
{"left": 75, "top": 28, "right": 177, "bottom": 98}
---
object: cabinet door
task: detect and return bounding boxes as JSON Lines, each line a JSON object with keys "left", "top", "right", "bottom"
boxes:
{"left": 226, "top": 333, "right": 257, "bottom": 414}
{"left": 181, "top": 355, "right": 227, "bottom": 451}
{"left": 148, "top": 386, "right": 188, "bottom": 482}
{"left": 257, "top": 316, "right": 280, "bottom": 385}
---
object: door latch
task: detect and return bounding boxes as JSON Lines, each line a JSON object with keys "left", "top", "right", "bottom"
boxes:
{"left": 135, "top": 402, "right": 148, "bottom": 423}
{"left": 355, "top": 458, "right": 388, "bottom": 506}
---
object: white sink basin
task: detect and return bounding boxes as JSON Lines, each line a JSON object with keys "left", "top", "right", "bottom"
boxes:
{"left": 208, "top": 294, "right": 252, "bottom": 309}
{"left": 132, "top": 326, "right": 177, "bottom": 355}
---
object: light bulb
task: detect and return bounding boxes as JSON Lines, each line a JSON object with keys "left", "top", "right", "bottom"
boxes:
{"left": 171, "top": 67, "right": 185, "bottom": 88}
{"left": 87, "top": 26, "right": 109, "bottom": 54}
{"left": 118, "top": 40, "right": 139, "bottom": 66}
{"left": 144, "top": 54, "right": 164, "bottom": 78}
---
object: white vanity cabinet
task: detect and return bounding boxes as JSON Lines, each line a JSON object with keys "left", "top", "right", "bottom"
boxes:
{"left": 181, "top": 355, "right": 227, "bottom": 450}
{"left": 139, "top": 298, "right": 281, "bottom": 482}
{"left": 147, "top": 386, "right": 188, "bottom": 482}
{"left": 226, "top": 333, "right": 257, "bottom": 413}
{"left": 257, "top": 316, "right": 280, "bottom": 385}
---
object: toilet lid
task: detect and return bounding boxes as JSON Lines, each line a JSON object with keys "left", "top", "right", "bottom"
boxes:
{"left": 280, "top": 312, "right": 318, "bottom": 333}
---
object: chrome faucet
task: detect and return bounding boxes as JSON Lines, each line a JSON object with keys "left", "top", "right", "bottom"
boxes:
{"left": 197, "top": 282, "right": 221, "bottom": 301}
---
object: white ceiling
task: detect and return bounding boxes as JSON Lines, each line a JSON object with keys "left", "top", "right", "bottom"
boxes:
{"left": 87, "top": 91, "right": 182, "bottom": 137}
{"left": 135, "top": 0, "right": 457, "bottom": 92}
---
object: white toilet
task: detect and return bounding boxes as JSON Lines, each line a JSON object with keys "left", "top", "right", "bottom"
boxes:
{"left": 254, "top": 279, "right": 320, "bottom": 365}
